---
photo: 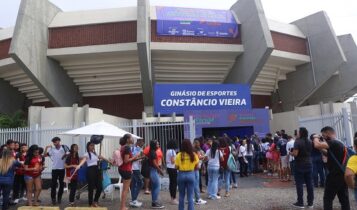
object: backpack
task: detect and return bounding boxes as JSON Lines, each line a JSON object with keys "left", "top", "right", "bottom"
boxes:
{"left": 329, "top": 145, "right": 356, "bottom": 173}
{"left": 227, "top": 146, "right": 238, "bottom": 172}
{"left": 112, "top": 147, "right": 123, "bottom": 167}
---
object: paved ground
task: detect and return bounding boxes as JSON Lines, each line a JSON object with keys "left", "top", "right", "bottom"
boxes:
{"left": 9, "top": 174, "right": 357, "bottom": 210}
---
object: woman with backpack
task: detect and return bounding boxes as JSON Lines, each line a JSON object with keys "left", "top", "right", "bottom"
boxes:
{"left": 64, "top": 144, "right": 80, "bottom": 206}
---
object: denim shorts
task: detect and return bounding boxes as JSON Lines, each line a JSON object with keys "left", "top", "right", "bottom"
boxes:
{"left": 24, "top": 175, "right": 33, "bottom": 181}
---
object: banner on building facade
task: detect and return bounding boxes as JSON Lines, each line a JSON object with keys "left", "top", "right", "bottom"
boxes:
{"left": 156, "top": 6, "right": 239, "bottom": 38}
{"left": 154, "top": 84, "right": 251, "bottom": 114}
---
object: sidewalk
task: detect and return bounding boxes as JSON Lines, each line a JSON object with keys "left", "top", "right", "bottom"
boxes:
{"left": 8, "top": 175, "right": 357, "bottom": 210}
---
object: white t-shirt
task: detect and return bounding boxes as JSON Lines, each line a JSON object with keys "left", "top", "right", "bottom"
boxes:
{"left": 166, "top": 149, "right": 176, "bottom": 169}
{"left": 205, "top": 149, "right": 223, "bottom": 168}
{"left": 132, "top": 146, "right": 143, "bottom": 171}
{"left": 245, "top": 144, "right": 254, "bottom": 156}
{"left": 84, "top": 152, "right": 99, "bottom": 167}
{"left": 48, "top": 146, "right": 67, "bottom": 170}
{"left": 238, "top": 145, "right": 247, "bottom": 157}
{"left": 286, "top": 140, "right": 295, "bottom": 162}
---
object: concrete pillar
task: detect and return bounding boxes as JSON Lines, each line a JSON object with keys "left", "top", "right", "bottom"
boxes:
{"left": 275, "top": 12, "right": 346, "bottom": 111}
{"left": 224, "top": 0, "right": 274, "bottom": 84}
{"left": 9, "top": 0, "right": 82, "bottom": 107}
{"left": 0, "top": 78, "right": 30, "bottom": 114}
{"left": 137, "top": 0, "right": 154, "bottom": 114}
{"left": 304, "top": 34, "right": 357, "bottom": 104}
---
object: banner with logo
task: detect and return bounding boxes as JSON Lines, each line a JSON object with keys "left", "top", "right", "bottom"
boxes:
{"left": 156, "top": 7, "right": 239, "bottom": 38}
{"left": 154, "top": 84, "right": 251, "bottom": 114}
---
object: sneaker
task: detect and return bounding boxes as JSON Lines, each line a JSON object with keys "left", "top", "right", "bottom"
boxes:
{"left": 170, "top": 199, "right": 179, "bottom": 205}
{"left": 307, "top": 204, "right": 313, "bottom": 208}
{"left": 215, "top": 195, "right": 221, "bottom": 200}
{"left": 21, "top": 197, "right": 28, "bottom": 201}
{"left": 233, "top": 184, "right": 238, "bottom": 188}
{"left": 130, "top": 200, "right": 143, "bottom": 207}
{"left": 152, "top": 202, "right": 165, "bottom": 209}
{"left": 195, "top": 199, "right": 207, "bottom": 205}
{"left": 292, "top": 202, "right": 305, "bottom": 209}
{"left": 224, "top": 192, "right": 230, "bottom": 197}
{"left": 13, "top": 199, "right": 19, "bottom": 204}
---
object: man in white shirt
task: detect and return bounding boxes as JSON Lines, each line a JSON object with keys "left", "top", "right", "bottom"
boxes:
{"left": 286, "top": 136, "right": 295, "bottom": 181}
{"left": 44, "top": 137, "right": 69, "bottom": 205}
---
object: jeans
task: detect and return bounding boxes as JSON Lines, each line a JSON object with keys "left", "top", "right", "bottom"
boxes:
{"left": 219, "top": 169, "right": 231, "bottom": 192}
{"left": 51, "top": 169, "right": 65, "bottom": 201}
{"left": 207, "top": 166, "right": 220, "bottom": 198}
{"left": 294, "top": 164, "right": 314, "bottom": 205}
{"left": 86, "top": 166, "right": 102, "bottom": 205}
{"left": 323, "top": 174, "right": 350, "bottom": 210}
{"left": 246, "top": 156, "right": 253, "bottom": 174}
{"left": 178, "top": 171, "right": 195, "bottom": 210}
{"left": 231, "top": 171, "right": 237, "bottom": 184}
{"left": 194, "top": 170, "right": 200, "bottom": 200}
{"left": 238, "top": 157, "right": 248, "bottom": 176}
{"left": 167, "top": 168, "right": 177, "bottom": 199}
{"left": 0, "top": 183, "right": 12, "bottom": 210}
{"left": 150, "top": 167, "right": 161, "bottom": 204}
{"left": 13, "top": 174, "right": 26, "bottom": 199}
{"left": 131, "top": 170, "right": 143, "bottom": 201}
{"left": 69, "top": 180, "right": 78, "bottom": 203}
{"left": 312, "top": 156, "right": 325, "bottom": 187}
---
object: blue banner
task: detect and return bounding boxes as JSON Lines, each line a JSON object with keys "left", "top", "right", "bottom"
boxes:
{"left": 184, "top": 109, "right": 270, "bottom": 138}
{"left": 154, "top": 84, "right": 251, "bottom": 114}
{"left": 156, "top": 7, "right": 239, "bottom": 38}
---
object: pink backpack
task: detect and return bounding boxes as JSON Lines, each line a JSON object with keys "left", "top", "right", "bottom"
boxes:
{"left": 112, "top": 147, "right": 123, "bottom": 167}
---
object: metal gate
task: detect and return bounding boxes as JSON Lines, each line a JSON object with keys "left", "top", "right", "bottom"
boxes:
{"left": 298, "top": 108, "right": 353, "bottom": 146}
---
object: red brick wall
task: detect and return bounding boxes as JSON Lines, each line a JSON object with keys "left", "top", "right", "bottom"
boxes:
{"left": 271, "top": 31, "right": 309, "bottom": 55}
{"left": 49, "top": 22, "right": 137, "bottom": 48}
{"left": 83, "top": 94, "right": 144, "bottom": 119}
{"left": 151, "top": 21, "right": 241, "bottom": 44}
{"left": 251, "top": 94, "right": 272, "bottom": 109}
{"left": 0, "top": 39, "right": 11, "bottom": 60}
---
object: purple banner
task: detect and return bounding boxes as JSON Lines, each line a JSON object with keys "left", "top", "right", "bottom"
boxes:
{"left": 156, "top": 7, "right": 239, "bottom": 38}
{"left": 184, "top": 109, "right": 270, "bottom": 139}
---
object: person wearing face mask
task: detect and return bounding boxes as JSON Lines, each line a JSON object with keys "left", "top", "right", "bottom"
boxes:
{"left": 313, "top": 126, "right": 350, "bottom": 210}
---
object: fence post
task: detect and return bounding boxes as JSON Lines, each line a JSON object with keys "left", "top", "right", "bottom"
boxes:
{"left": 133, "top": 119, "right": 138, "bottom": 136}
{"left": 32, "top": 124, "right": 39, "bottom": 146}
{"left": 342, "top": 108, "right": 352, "bottom": 147}
{"left": 189, "top": 116, "right": 195, "bottom": 142}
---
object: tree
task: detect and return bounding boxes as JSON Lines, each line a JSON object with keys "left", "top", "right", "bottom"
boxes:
{"left": 0, "top": 111, "right": 27, "bottom": 128}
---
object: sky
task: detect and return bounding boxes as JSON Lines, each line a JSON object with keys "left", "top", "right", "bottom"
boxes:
{"left": 0, "top": 0, "right": 356, "bottom": 40}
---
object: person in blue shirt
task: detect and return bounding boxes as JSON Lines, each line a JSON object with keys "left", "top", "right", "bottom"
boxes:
{"left": 0, "top": 149, "right": 22, "bottom": 210}
{"left": 310, "top": 134, "right": 325, "bottom": 188}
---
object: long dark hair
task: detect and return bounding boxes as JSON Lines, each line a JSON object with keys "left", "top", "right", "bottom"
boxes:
{"left": 219, "top": 137, "right": 228, "bottom": 148}
{"left": 167, "top": 139, "right": 177, "bottom": 150}
{"left": 70, "top": 144, "right": 79, "bottom": 160}
{"left": 181, "top": 139, "right": 195, "bottom": 162}
{"left": 120, "top": 134, "right": 132, "bottom": 146}
{"left": 25, "top": 145, "right": 39, "bottom": 164}
{"left": 86, "top": 142, "right": 95, "bottom": 160}
{"left": 210, "top": 140, "right": 219, "bottom": 158}
{"left": 149, "top": 140, "right": 158, "bottom": 160}
{"left": 299, "top": 127, "right": 308, "bottom": 140}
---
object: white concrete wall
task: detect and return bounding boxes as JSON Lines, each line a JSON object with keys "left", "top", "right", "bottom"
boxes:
{"left": 270, "top": 111, "right": 298, "bottom": 136}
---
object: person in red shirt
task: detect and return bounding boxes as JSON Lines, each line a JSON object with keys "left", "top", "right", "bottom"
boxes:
{"left": 12, "top": 143, "right": 28, "bottom": 203}
{"left": 117, "top": 134, "right": 141, "bottom": 210}
{"left": 24, "top": 145, "right": 43, "bottom": 206}
{"left": 218, "top": 137, "right": 231, "bottom": 197}
{"left": 64, "top": 144, "right": 80, "bottom": 206}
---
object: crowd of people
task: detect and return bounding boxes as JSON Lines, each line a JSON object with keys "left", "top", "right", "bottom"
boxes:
{"left": 0, "top": 126, "right": 356, "bottom": 210}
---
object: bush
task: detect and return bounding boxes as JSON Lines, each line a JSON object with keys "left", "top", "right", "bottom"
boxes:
{"left": 0, "top": 111, "right": 27, "bottom": 128}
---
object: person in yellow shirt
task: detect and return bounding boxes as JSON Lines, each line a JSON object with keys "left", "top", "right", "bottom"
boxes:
{"left": 345, "top": 138, "right": 357, "bottom": 203}
{"left": 175, "top": 139, "right": 199, "bottom": 210}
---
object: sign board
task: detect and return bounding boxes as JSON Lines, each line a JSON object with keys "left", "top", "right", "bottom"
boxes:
{"left": 156, "top": 6, "right": 239, "bottom": 38}
{"left": 184, "top": 109, "right": 270, "bottom": 138}
{"left": 154, "top": 84, "right": 251, "bottom": 114}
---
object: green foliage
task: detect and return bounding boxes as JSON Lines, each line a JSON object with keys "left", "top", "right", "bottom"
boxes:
{"left": 0, "top": 111, "right": 27, "bottom": 128}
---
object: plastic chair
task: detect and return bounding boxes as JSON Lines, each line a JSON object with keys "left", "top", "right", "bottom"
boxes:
{"left": 112, "top": 175, "right": 131, "bottom": 201}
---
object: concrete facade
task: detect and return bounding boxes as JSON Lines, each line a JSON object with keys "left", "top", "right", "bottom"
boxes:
{"left": 306, "top": 34, "right": 357, "bottom": 104}
{"left": 275, "top": 12, "right": 346, "bottom": 111}
{"left": 137, "top": 0, "right": 154, "bottom": 115}
{"left": 224, "top": 0, "right": 274, "bottom": 85}
{"left": 9, "top": 0, "right": 82, "bottom": 107}
{"left": 0, "top": 78, "right": 30, "bottom": 114}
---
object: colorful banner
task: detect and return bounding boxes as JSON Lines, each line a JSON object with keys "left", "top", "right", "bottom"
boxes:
{"left": 156, "top": 7, "right": 239, "bottom": 38}
{"left": 154, "top": 84, "right": 251, "bottom": 115}
{"left": 184, "top": 109, "right": 270, "bottom": 138}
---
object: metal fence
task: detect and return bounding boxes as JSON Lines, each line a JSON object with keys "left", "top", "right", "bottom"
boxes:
{"left": 0, "top": 118, "right": 195, "bottom": 178}
{"left": 298, "top": 107, "right": 354, "bottom": 146}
